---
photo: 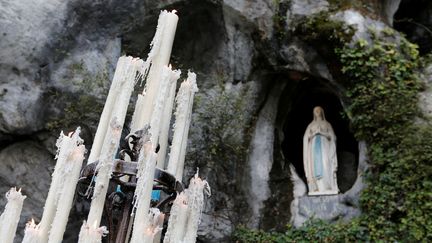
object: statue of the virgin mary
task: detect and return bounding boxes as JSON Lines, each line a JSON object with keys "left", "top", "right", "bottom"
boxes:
{"left": 303, "top": 106, "right": 339, "bottom": 195}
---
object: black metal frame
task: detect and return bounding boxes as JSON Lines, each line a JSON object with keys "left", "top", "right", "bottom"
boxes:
{"left": 77, "top": 129, "right": 183, "bottom": 242}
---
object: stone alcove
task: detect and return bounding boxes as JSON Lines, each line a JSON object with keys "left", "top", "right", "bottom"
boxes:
{"left": 280, "top": 77, "right": 358, "bottom": 193}
{"left": 261, "top": 74, "right": 360, "bottom": 231}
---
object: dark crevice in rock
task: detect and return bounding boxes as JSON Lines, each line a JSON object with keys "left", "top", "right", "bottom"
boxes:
{"left": 261, "top": 128, "right": 293, "bottom": 231}
{"left": 0, "top": 134, "right": 40, "bottom": 151}
{"left": 123, "top": 0, "right": 226, "bottom": 77}
{"left": 394, "top": 0, "right": 432, "bottom": 54}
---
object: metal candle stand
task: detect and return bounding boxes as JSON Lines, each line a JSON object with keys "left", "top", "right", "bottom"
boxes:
{"left": 77, "top": 129, "right": 183, "bottom": 242}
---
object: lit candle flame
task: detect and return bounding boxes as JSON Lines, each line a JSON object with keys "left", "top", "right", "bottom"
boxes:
{"left": 145, "top": 227, "right": 154, "bottom": 235}
{"left": 172, "top": 10, "right": 177, "bottom": 14}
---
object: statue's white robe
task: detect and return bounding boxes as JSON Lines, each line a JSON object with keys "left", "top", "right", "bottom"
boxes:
{"left": 303, "top": 119, "right": 339, "bottom": 195}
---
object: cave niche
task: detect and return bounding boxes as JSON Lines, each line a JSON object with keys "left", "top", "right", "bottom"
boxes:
{"left": 394, "top": 0, "right": 432, "bottom": 54}
{"left": 280, "top": 77, "right": 358, "bottom": 193}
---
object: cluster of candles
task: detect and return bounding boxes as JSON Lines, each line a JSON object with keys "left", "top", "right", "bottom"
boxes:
{"left": 0, "top": 10, "right": 210, "bottom": 243}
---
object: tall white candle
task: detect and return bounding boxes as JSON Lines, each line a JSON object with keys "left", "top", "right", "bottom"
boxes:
{"left": 133, "top": 208, "right": 164, "bottom": 243}
{"left": 88, "top": 56, "right": 142, "bottom": 164}
{"left": 176, "top": 72, "right": 199, "bottom": 179}
{"left": 148, "top": 66, "right": 175, "bottom": 146}
{"left": 152, "top": 212, "right": 165, "bottom": 243}
{"left": 130, "top": 142, "right": 158, "bottom": 243}
{"left": 80, "top": 56, "right": 137, "bottom": 238}
{"left": 22, "top": 219, "right": 41, "bottom": 243}
{"left": 183, "top": 172, "right": 211, "bottom": 243}
{"left": 0, "top": 187, "right": 26, "bottom": 243}
{"left": 131, "top": 10, "right": 178, "bottom": 132}
{"left": 163, "top": 192, "right": 188, "bottom": 243}
{"left": 167, "top": 72, "right": 198, "bottom": 179}
{"left": 88, "top": 56, "right": 128, "bottom": 164}
{"left": 38, "top": 127, "right": 81, "bottom": 242}
{"left": 131, "top": 94, "right": 145, "bottom": 133}
{"left": 157, "top": 68, "right": 181, "bottom": 168}
{"left": 78, "top": 221, "right": 108, "bottom": 243}
{"left": 175, "top": 107, "right": 192, "bottom": 180}
{"left": 48, "top": 143, "right": 86, "bottom": 243}
{"left": 80, "top": 119, "right": 122, "bottom": 235}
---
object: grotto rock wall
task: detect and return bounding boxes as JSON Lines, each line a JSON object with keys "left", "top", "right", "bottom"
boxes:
{"left": 1, "top": 0, "right": 422, "bottom": 242}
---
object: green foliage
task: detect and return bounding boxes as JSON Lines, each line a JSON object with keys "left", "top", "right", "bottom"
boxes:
{"left": 234, "top": 219, "right": 369, "bottom": 243}
{"left": 360, "top": 124, "right": 432, "bottom": 241}
{"left": 294, "top": 11, "right": 355, "bottom": 47}
{"left": 337, "top": 36, "right": 422, "bottom": 147}
{"left": 189, "top": 82, "right": 256, "bottom": 170}
{"left": 234, "top": 14, "right": 432, "bottom": 242}
{"left": 337, "top": 33, "right": 431, "bottom": 241}
{"left": 187, "top": 81, "right": 258, "bottom": 223}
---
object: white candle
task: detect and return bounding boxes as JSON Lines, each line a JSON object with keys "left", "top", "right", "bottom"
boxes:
{"left": 78, "top": 221, "right": 108, "bottom": 243}
{"left": 148, "top": 66, "right": 176, "bottom": 146}
{"left": 130, "top": 94, "right": 145, "bottom": 132}
{"left": 88, "top": 56, "right": 128, "bottom": 164}
{"left": 133, "top": 208, "right": 164, "bottom": 243}
{"left": 163, "top": 192, "right": 188, "bottom": 243}
{"left": 175, "top": 114, "right": 191, "bottom": 180}
{"left": 88, "top": 56, "right": 141, "bottom": 164}
{"left": 0, "top": 187, "right": 26, "bottom": 243}
{"left": 167, "top": 71, "right": 198, "bottom": 179}
{"left": 130, "top": 142, "right": 158, "bottom": 243}
{"left": 157, "top": 68, "right": 181, "bottom": 168}
{"left": 48, "top": 143, "right": 86, "bottom": 243}
{"left": 183, "top": 172, "right": 211, "bottom": 243}
{"left": 152, "top": 212, "right": 165, "bottom": 243}
{"left": 38, "top": 127, "right": 81, "bottom": 242}
{"left": 80, "top": 56, "right": 137, "bottom": 237}
{"left": 79, "top": 119, "right": 122, "bottom": 235}
{"left": 22, "top": 219, "right": 41, "bottom": 243}
{"left": 175, "top": 72, "right": 198, "bottom": 179}
{"left": 131, "top": 10, "right": 178, "bottom": 132}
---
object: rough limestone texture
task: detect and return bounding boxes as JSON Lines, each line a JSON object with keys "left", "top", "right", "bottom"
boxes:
{"left": 0, "top": 141, "right": 54, "bottom": 241}
{"left": 419, "top": 64, "right": 432, "bottom": 117}
{"left": 1, "top": 0, "right": 426, "bottom": 242}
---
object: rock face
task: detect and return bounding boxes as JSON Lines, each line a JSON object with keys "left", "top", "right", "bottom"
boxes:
{"left": 0, "top": 141, "right": 55, "bottom": 241}
{"left": 246, "top": 82, "right": 286, "bottom": 228}
{"left": 0, "top": 0, "right": 416, "bottom": 242}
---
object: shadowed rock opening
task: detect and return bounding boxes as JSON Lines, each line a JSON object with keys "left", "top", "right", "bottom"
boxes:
{"left": 394, "top": 0, "right": 432, "bottom": 54}
{"left": 122, "top": 0, "right": 225, "bottom": 76}
{"left": 281, "top": 77, "right": 358, "bottom": 194}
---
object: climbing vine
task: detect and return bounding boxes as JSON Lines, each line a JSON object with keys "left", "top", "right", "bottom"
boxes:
{"left": 234, "top": 12, "right": 432, "bottom": 242}
{"left": 336, "top": 31, "right": 431, "bottom": 241}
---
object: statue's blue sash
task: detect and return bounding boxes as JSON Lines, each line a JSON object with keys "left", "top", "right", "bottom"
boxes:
{"left": 313, "top": 134, "right": 323, "bottom": 179}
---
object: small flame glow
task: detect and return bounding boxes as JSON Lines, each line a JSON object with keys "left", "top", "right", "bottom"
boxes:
{"left": 145, "top": 227, "right": 154, "bottom": 235}
{"left": 172, "top": 10, "right": 177, "bottom": 14}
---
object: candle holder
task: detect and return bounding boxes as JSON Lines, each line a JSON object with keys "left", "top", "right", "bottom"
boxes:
{"left": 77, "top": 128, "right": 184, "bottom": 243}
